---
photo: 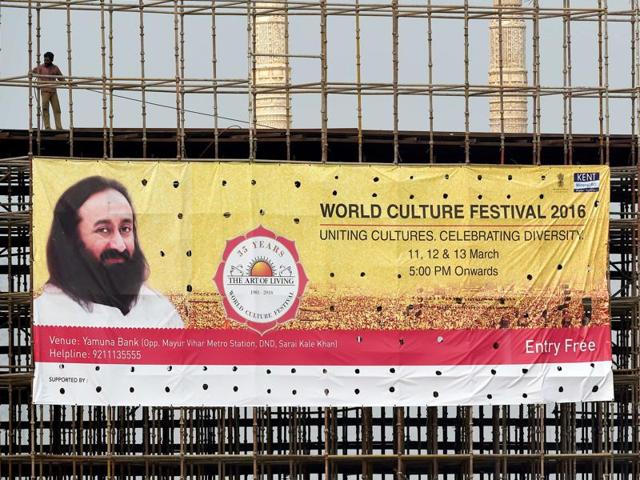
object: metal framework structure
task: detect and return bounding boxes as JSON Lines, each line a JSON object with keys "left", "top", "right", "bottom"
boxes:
{"left": 1, "top": 1, "right": 640, "bottom": 479}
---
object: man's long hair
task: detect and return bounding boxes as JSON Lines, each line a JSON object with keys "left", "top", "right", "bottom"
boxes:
{"left": 46, "top": 176, "right": 148, "bottom": 314}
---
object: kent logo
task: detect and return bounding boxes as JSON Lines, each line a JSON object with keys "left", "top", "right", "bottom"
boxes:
{"left": 574, "top": 172, "right": 600, "bottom": 192}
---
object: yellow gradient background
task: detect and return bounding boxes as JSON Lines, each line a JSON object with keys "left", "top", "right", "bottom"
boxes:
{"left": 33, "top": 159, "right": 609, "bottom": 302}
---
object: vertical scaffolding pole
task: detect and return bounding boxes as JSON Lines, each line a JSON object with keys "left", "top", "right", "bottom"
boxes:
{"left": 463, "top": 0, "right": 470, "bottom": 163}
{"left": 173, "top": 0, "right": 182, "bottom": 160}
{"left": 533, "top": 0, "right": 541, "bottom": 165}
{"left": 355, "top": 0, "right": 363, "bottom": 163}
{"left": 427, "top": 0, "right": 433, "bottom": 163}
{"left": 100, "top": 0, "right": 108, "bottom": 158}
{"left": 65, "top": 0, "right": 73, "bottom": 156}
{"left": 211, "top": 0, "right": 219, "bottom": 159}
{"left": 392, "top": 0, "right": 399, "bottom": 165}
{"left": 563, "top": 0, "right": 573, "bottom": 165}
{"left": 320, "top": 0, "right": 328, "bottom": 163}
{"left": 139, "top": 0, "right": 148, "bottom": 158}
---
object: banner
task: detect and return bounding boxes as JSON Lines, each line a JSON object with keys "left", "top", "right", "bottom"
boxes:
{"left": 32, "top": 158, "right": 613, "bottom": 406}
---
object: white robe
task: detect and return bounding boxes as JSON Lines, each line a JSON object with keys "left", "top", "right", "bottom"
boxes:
{"left": 34, "top": 284, "right": 184, "bottom": 328}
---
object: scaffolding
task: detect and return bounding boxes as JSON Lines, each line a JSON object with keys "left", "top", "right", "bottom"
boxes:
{"left": 1, "top": 1, "right": 640, "bottom": 479}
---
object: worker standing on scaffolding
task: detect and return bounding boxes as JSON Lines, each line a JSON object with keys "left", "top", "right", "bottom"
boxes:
{"left": 32, "top": 52, "right": 64, "bottom": 130}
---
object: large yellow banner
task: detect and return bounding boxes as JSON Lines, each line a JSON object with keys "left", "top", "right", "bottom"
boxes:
{"left": 32, "top": 158, "right": 611, "bottom": 407}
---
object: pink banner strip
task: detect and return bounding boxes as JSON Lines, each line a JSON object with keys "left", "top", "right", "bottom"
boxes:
{"left": 34, "top": 325, "right": 611, "bottom": 366}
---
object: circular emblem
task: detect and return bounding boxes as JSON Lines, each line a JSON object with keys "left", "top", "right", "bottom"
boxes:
{"left": 214, "top": 226, "right": 308, "bottom": 334}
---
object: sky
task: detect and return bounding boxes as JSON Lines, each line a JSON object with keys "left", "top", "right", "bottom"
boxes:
{"left": 0, "top": 0, "right": 636, "bottom": 133}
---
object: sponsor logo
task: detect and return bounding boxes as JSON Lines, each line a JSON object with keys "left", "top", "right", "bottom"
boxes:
{"left": 574, "top": 172, "right": 600, "bottom": 192}
{"left": 214, "top": 226, "right": 308, "bottom": 334}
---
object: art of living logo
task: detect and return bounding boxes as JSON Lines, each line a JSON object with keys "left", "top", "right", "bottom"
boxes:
{"left": 214, "top": 226, "right": 308, "bottom": 334}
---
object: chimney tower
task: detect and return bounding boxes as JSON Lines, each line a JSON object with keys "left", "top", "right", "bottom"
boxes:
{"left": 254, "top": 1, "right": 291, "bottom": 129}
{"left": 489, "top": 0, "right": 527, "bottom": 133}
